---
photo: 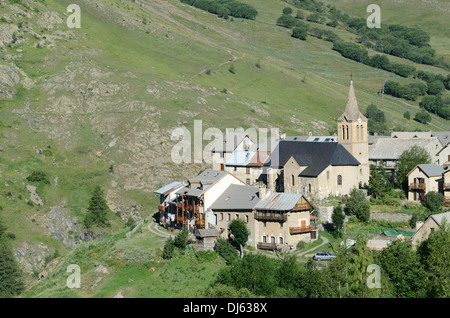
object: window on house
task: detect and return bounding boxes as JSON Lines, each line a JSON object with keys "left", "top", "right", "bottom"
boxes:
{"left": 246, "top": 167, "right": 250, "bottom": 174}
{"left": 235, "top": 214, "right": 239, "bottom": 220}
{"left": 227, "top": 213, "right": 231, "bottom": 221}
{"left": 220, "top": 213, "right": 223, "bottom": 221}
{"left": 245, "top": 215, "right": 249, "bottom": 223}
{"left": 263, "top": 236, "right": 267, "bottom": 243}
{"left": 279, "top": 237, "right": 284, "bottom": 244}
{"left": 337, "top": 175, "right": 342, "bottom": 186}
{"left": 308, "top": 184, "right": 312, "bottom": 193}
{"left": 270, "top": 236, "right": 276, "bottom": 243}
{"left": 292, "top": 175, "right": 295, "bottom": 186}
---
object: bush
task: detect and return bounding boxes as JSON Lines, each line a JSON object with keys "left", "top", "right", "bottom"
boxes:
{"left": 422, "top": 191, "right": 443, "bottom": 212}
{"left": 214, "top": 238, "right": 239, "bottom": 265}
{"left": 414, "top": 109, "right": 432, "bottom": 124}
{"left": 26, "top": 171, "right": 50, "bottom": 184}
{"left": 292, "top": 26, "right": 307, "bottom": 40}
{"left": 345, "top": 188, "right": 370, "bottom": 223}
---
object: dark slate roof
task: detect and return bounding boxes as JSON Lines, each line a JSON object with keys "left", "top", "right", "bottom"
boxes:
{"left": 210, "top": 184, "right": 260, "bottom": 211}
{"left": 264, "top": 141, "right": 360, "bottom": 177}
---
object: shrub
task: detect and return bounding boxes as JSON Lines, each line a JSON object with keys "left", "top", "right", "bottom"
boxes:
{"left": 422, "top": 191, "right": 443, "bottom": 212}
{"left": 26, "top": 171, "right": 50, "bottom": 184}
{"left": 292, "top": 26, "right": 307, "bottom": 40}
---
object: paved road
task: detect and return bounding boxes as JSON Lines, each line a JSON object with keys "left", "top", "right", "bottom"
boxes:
{"left": 296, "top": 235, "right": 330, "bottom": 258}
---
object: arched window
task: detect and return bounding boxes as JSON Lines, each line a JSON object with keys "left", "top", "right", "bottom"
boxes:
{"left": 337, "top": 175, "right": 342, "bottom": 186}
{"left": 292, "top": 175, "right": 295, "bottom": 186}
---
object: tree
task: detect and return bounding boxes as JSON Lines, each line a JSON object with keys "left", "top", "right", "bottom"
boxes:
{"left": 331, "top": 205, "right": 345, "bottom": 238}
{"left": 214, "top": 238, "right": 239, "bottom": 265}
{"left": 0, "top": 218, "right": 24, "bottom": 298}
{"left": 345, "top": 188, "right": 370, "bottom": 223}
{"left": 291, "top": 26, "right": 308, "bottom": 40}
{"left": 422, "top": 191, "right": 444, "bottom": 213}
{"left": 282, "top": 7, "right": 293, "bottom": 15}
{"left": 368, "top": 162, "right": 392, "bottom": 199}
{"left": 84, "top": 186, "right": 111, "bottom": 228}
{"left": 395, "top": 145, "right": 431, "bottom": 189}
{"left": 403, "top": 111, "right": 410, "bottom": 120}
{"left": 414, "top": 109, "right": 432, "bottom": 124}
{"left": 229, "top": 219, "right": 249, "bottom": 257}
{"left": 173, "top": 226, "right": 191, "bottom": 249}
{"left": 378, "top": 240, "right": 426, "bottom": 298}
{"left": 417, "top": 221, "right": 450, "bottom": 297}
{"left": 162, "top": 236, "right": 175, "bottom": 259}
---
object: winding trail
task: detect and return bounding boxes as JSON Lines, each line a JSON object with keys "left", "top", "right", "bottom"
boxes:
{"left": 147, "top": 220, "right": 175, "bottom": 239}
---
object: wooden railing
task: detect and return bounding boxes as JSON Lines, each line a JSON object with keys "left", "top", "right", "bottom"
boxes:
{"left": 254, "top": 212, "right": 287, "bottom": 222}
{"left": 257, "top": 242, "right": 277, "bottom": 251}
{"left": 293, "top": 203, "right": 311, "bottom": 211}
{"left": 289, "top": 224, "right": 316, "bottom": 235}
{"left": 410, "top": 183, "right": 426, "bottom": 190}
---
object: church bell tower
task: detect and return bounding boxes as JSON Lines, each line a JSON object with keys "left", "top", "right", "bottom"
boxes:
{"left": 337, "top": 81, "right": 369, "bottom": 186}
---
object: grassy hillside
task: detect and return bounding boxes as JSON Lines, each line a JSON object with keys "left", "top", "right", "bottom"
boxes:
{"left": 0, "top": 0, "right": 449, "bottom": 295}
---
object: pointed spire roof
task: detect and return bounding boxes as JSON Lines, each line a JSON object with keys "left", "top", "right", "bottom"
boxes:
{"left": 338, "top": 81, "right": 366, "bottom": 122}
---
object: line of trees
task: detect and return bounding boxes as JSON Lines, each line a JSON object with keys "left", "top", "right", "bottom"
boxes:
{"left": 180, "top": 0, "right": 258, "bottom": 20}
{"left": 207, "top": 224, "right": 449, "bottom": 298}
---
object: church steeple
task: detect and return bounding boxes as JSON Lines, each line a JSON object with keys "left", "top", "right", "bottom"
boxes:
{"left": 337, "top": 80, "right": 369, "bottom": 186}
{"left": 338, "top": 81, "right": 366, "bottom": 122}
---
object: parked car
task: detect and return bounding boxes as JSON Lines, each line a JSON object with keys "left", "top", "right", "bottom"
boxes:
{"left": 313, "top": 251, "right": 336, "bottom": 261}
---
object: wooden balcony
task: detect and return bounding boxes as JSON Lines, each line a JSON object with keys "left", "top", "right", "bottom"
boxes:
{"left": 176, "top": 201, "right": 200, "bottom": 212}
{"left": 254, "top": 212, "right": 287, "bottom": 222}
{"left": 257, "top": 242, "right": 277, "bottom": 251}
{"left": 409, "top": 183, "right": 426, "bottom": 190}
{"left": 289, "top": 224, "right": 316, "bottom": 235}
{"left": 293, "top": 203, "right": 311, "bottom": 211}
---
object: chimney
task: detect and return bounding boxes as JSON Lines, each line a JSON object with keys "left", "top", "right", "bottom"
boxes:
{"left": 259, "top": 184, "right": 270, "bottom": 200}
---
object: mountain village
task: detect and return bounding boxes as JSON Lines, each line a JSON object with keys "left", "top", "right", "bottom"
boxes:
{"left": 155, "top": 81, "right": 450, "bottom": 252}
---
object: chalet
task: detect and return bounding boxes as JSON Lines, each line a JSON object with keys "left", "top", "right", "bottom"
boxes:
{"left": 154, "top": 181, "right": 185, "bottom": 227}
{"left": 209, "top": 183, "right": 261, "bottom": 244}
{"left": 253, "top": 192, "right": 316, "bottom": 251}
{"left": 173, "top": 169, "right": 245, "bottom": 231}
{"left": 411, "top": 211, "right": 450, "bottom": 249}
{"left": 407, "top": 164, "right": 444, "bottom": 202}
{"left": 209, "top": 132, "right": 254, "bottom": 171}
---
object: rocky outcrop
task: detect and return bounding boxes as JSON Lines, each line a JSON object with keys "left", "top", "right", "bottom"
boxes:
{"left": 14, "top": 242, "right": 51, "bottom": 275}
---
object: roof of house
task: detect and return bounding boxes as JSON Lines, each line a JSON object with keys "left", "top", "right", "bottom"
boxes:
{"left": 210, "top": 132, "right": 252, "bottom": 153}
{"left": 408, "top": 164, "right": 445, "bottom": 178}
{"left": 369, "top": 137, "right": 441, "bottom": 160}
{"left": 196, "top": 227, "right": 220, "bottom": 238}
{"left": 175, "top": 170, "right": 230, "bottom": 197}
{"left": 431, "top": 131, "right": 450, "bottom": 147}
{"left": 306, "top": 136, "right": 338, "bottom": 142}
{"left": 224, "top": 150, "right": 256, "bottom": 166}
{"left": 430, "top": 211, "right": 450, "bottom": 226}
{"left": 210, "top": 184, "right": 260, "bottom": 211}
{"left": 264, "top": 140, "right": 360, "bottom": 177}
{"left": 247, "top": 151, "right": 271, "bottom": 167}
{"left": 154, "top": 181, "right": 185, "bottom": 195}
{"left": 254, "top": 193, "right": 305, "bottom": 211}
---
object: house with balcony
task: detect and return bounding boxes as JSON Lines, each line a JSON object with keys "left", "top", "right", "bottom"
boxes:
{"left": 154, "top": 181, "right": 186, "bottom": 227}
{"left": 173, "top": 169, "right": 246, "bottom": 231}
{"left": 253, "top": 192, "right": 316, "bottom": 251}
{"left": 209, "top": 183, "right": 261, "bottom": 245}
{"left": 407, "top": 164, "right": 444, "bottom": 202}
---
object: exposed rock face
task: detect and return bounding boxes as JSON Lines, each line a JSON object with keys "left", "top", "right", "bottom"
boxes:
{"left": 42, "top": 207, "right": 83, "bottom": 248}
{"left": 14, "top": 242, "right": 51, "bottom": 275}
{"left": 0, "top": 64, "right": 20, "bottom": 99}
{"left": 26, "top": 184, "right": 44, "bottom": 206}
